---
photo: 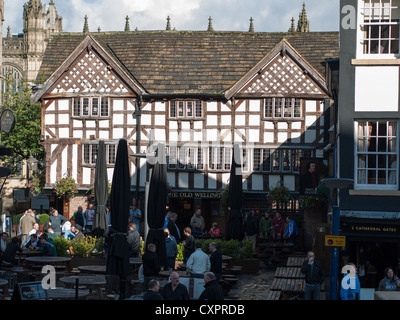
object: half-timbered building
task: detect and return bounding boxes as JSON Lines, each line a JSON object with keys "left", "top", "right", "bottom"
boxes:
{"left": 31, "top": 29, "right": 339, "bottom": 234}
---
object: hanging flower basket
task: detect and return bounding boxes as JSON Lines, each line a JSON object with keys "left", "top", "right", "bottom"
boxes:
{"left": 54, "top": 176, "right": 78, "bottom": 199}
{"left": 28, "top": 174, "right": 45, "bottom": 197}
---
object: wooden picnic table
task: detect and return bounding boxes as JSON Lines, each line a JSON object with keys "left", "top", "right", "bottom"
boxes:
{"left": 78, "top": 265, "right": 106, "bottom": 274}
{"left": 46, "top": 287, "right": 90, "bottom": 300}
{"left": 60, "top": 275, "right": 106, "bottom": 300}
{"left": 25, "top": 256, "right": 72, "bottom": 271}
{"left": 286, "top": 256, "right": 306, "bottom": 267}
{"left": 129, "top": 257, "right": 142, "bottom": 265}
{"left": 274, "top": 267, "right": 304, "bottom": 279}
{"left": 158, "top": 270, "right": 189, "bottom": 278}
{"left": 18, "top": 248, "right": 43, "bottom": 257}
{"left": 270, "top": 277, "right": 305, "bottom": 293}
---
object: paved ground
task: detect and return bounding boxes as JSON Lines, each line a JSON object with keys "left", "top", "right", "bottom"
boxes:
{"left": 226, "top": 260, "right": 277, "bottom": 300}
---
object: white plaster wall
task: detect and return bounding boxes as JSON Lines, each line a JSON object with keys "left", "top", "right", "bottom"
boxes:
{"left": 252, "top": 174, "right": 263, "bottom": 191}
{"left": 355, "top": 66, "right": 399, "bottom": 112}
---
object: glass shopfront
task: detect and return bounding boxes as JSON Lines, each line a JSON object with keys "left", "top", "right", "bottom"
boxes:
{"left": 340, "top": 218, "right": 400, "bottom": 289}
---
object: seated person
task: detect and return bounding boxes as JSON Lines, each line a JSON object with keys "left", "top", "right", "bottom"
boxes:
{"left": 39, "top": 234, "right": 57, "bottom": 256}
{"left": 62, "top": 220, "right": 72, "bottom": 239}
{"left": 2, "top": 237, "right": 22, "bottom": 265}
{"left": 24, "top": 234, "right": 41, "bottom": 250}
{"left": 46, "top": 228, "right": 58, "bottom": 242}
{"left": 72, "top": 224, "right": 84, "bottom": 241}
{"left": 208, "top": 222, "right": 221, "bottom": 237}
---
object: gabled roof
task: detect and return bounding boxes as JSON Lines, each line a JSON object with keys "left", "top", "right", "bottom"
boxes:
{"left": 31, "top": 34, "right": 146, "bottom": 104}
{"left": 34, "top": 31, "right": 339, "bottom": 99}
{"left": 225, "top": 39, "right": 330, "bottom": 99}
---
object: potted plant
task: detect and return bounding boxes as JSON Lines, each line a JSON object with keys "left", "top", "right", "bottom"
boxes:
{"left": 54, "top": 176, "right": 78, "bottom": 199}
{"left": 12, "top": 213, "right": 23, "bottom": 233}
{"left": 268, "top": 184, "right": 291, "bottom": 209}
{"left": 38, "top": 213, "right": 50, "bottom": 231}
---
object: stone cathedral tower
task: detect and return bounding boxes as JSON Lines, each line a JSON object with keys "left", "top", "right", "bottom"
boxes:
{"left": 3, "top": 0, "right": 62, "bottom": 83}
{"left": 23, "top": 0, "right": 62, "bottom": 81}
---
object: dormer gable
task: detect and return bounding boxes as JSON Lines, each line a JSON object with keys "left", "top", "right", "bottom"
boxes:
{"left": 31, "top": 34, "right": 146, "bottom": 104}
{"left": 225, "top": 40, "right": 330, "bottom": 100}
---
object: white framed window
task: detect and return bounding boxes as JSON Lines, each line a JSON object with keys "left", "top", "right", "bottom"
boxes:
{"left": 83, "top": 143, "right": 116, "bottom": 165}
{"left": 169, "top": 101, "right": 203, "bottom": 119}
{"left": 168, "top": 146, "right": 204, "bottom": 170}
{"left": 73, "top": 97, "right": 109, "bottom": 117}
{"left": 355, "top": 120, "right": 398, "bottom": 189}
{"left": 264, "top": 98, "right": 302, "bottom": 119}
{"left": 361, "top": 0, "right": 400, "bottom": 55}
{"left": 252, "top": 149, "right": 301, "bottom": 173}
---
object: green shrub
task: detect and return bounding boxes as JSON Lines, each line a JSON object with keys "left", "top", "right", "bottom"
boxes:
{"left": 72, "top": 236, "right": 97, "bottom": 258}
{"left": 239, "top": 240, "right": 255, "bottom": 259}
{"left": 38, "top": 213, "right": 50, "bottom": 225}
{"left": 52, "top": 236, "right": 72, "bottom": 257}
{"left": 52, "top": 235, "right": 100, "bottom": 257}
{"left": 176, "top": 242, "right": 184, "bottom": 261}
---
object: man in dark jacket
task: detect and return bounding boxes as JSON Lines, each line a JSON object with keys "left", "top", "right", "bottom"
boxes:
{"left": 300, "top": 251, "right": 325, "bottom": 300}
{"left": 199, "top": 272, "right": 224, "bottom": 300}
{"left": 183, "top": 227, "right": 195, "bottom": 263}
{"left": 142, "top": 243, "right": 160, "bottom": 283}
{"left": 143, "top": 279, "right": 163, "bottom": 300}
{"left": 127, "top": 223, "right": 141, "bottom": 257}
{"left": 161, "top": 272, "right": 189, "bottom": 300}
{"left": 209, "top": 242, "right": 222, "bottom": 281}
{"left": 166, "top": 212, "right": 181, "bottom": 243}
{"left": 73, "top": 206, "right": 86, "bottom": 231}
{"left": 164, "top": 228, "right": 178, "bottom": 270}
{"left": 40, "top": 234, "right": 57, "bottom": 256}
{"left": 2, "top": 237, "right": 22, "bottom": 265}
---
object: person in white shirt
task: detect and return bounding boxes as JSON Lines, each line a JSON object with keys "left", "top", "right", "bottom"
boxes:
{"left": 186, "top": 242, "right": 210, "bottom": 278}
{"left": 22, "top": 223, "right": 40, "bottom": 247}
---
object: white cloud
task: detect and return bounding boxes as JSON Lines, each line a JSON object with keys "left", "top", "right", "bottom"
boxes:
{"left": 3, "top": 0, "right": 339, "bottom": 36}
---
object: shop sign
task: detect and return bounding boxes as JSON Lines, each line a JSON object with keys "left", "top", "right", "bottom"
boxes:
{"left": 325, "top": 235, "right": 346, "bottom": 247}
{"left": 342, "top": 220, "right": 400, "bottom": 237}
{"left": 168, "top": 191, "right": 221, "bottom": 199}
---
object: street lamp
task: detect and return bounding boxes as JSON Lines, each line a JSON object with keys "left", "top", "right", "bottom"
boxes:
{"left": 130, "top": 129, "right": 155, "bottom": 242}
{"left": 320, "top": 177, "right": 353, "bottom": 300}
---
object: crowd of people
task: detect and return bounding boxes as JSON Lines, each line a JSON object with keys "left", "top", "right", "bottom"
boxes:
{"left": 0, "top": 206, "right": 94, "bottom": 266}
{"left": 138, "top": 207, "right": 225, "bottom": 300}
{"left": 244, "top": 210, "right": 299, "bottom": 249}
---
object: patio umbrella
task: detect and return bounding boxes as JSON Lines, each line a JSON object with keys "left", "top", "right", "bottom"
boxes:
{"left": 92, "top": 140, "right": 109, "bottom": 237}
{"left": 145, "top": 143, "right": 167, "bottom": 268}
{"left": 226, "top": 143, "right": 244, "bottom": 241}
{"left": 106, "top": 138, "right": 131, "bottom": 299}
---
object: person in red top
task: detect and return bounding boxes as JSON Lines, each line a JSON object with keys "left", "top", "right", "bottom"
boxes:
{"left": 271, "top": 212, "right": 284, "bottom": 241}
{"left": 208, "top": 222, "right": 221, "bottom": 237}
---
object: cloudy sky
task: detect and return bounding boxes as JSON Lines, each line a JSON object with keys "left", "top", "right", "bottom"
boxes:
{"left": 4, "top": 0, "right": 339, "bottom": 36}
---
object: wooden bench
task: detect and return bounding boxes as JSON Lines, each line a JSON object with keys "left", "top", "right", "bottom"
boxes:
{"left": 266, "top": 290, "right": 281, "bottom": 300}
{"left": 286, "top": 256, "right": 305, "bottom": 267}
